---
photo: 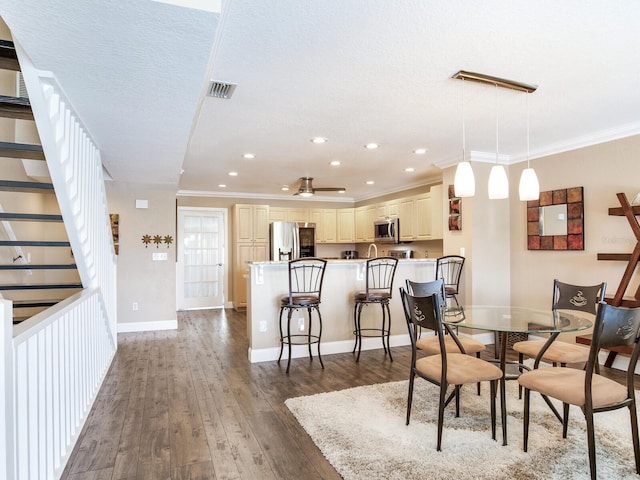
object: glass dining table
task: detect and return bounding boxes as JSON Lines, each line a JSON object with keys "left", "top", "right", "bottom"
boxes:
{"left": 443, "top": 305, "right": 594, "bottom": 445}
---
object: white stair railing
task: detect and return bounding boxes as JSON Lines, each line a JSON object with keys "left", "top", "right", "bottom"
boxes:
{"left": 0, "top": 39, "right": 118, "bottom": 480}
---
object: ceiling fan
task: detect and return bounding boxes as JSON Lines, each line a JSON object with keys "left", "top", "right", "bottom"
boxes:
{"left": 294, "top": 177, "right": 345, "bottom": 197}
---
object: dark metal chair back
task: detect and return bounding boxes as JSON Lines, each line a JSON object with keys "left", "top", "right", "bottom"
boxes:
{"left": 285, "top": 257, "right": 327, "bottom": 306}
{"left": 587, "top": 301, "right": 640, "bottom": 376}
{"left": 363, "top": 256, "right": 398, "bottom": 301}
{"left": 406, "top": 278, "right": 446, "bottom": 307}
{"left": 435, "top": 255, "right": 465, "bottom": 297}
{"left": 552, "top": 279, "right": 606, "bottom": 314}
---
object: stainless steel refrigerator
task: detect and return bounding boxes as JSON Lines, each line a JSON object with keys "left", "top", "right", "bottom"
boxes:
{"left": 269, "top": 222, "right": 316, "bottom": 260}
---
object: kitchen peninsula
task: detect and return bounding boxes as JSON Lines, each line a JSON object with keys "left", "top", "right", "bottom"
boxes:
{"left": 246, "top": 257, "right": 436, "bottom": 363}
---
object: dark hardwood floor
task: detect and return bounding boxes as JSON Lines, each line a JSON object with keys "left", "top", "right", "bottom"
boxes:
{"left": 60, "top": 308, "right": 629, "bottom": 480}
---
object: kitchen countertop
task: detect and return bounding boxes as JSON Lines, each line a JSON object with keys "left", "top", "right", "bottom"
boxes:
{"left": 249, "top": 258, "right": 436, "bottom": 265}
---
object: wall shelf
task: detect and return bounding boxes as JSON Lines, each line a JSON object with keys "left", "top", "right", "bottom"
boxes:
{"left": 597, "top": 192, "right": 640, "bottom": 308}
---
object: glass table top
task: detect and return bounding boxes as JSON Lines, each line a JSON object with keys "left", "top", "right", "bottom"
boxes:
{"left": 442, "top": 305, "right": 594, "bottom": 334}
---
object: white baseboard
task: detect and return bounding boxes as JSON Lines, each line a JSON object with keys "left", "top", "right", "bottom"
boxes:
{"left": 117, "top": 319, "right": 178, "bottom": 333}
{"left": 247, "top": 331, "right": 488, "bottom": 363}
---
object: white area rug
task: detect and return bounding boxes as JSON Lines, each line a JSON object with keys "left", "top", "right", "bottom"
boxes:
{"left": 285, "top": 379, "right": 639, "bottom": 479}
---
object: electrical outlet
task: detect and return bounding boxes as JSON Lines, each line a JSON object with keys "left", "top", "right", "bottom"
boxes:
{"left": 259, "top": 320, "right": 267, "bottom": 332}
{"left": 298, "top": 317, "right": 304, "bottom": 332}
{"left": 132, "top": 302, "right": 138, "bottom": 311}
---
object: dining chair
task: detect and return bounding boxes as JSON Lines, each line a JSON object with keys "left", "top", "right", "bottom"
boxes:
{"left": 278, "top": 257, "right": 327, "bottom": 373}
{"left": 405, "top": 279, "right": 486, "bottom": 354}
{"left": 518, "top": 301, "right": 640, "bottom": 479}
{"left": 435, "top": 255, "right": 465, "bottom": 307}
{"left": 406, "top": 279, "right": 486, "bottom": 395}
{"left": 512, "top": 280, "right": 606, "bottom": 372}
{"left": 352, "top": 256, "right": 398, "bottom": 362}
{"left": 400, "top": 285, "right": 503, "bottom": 451}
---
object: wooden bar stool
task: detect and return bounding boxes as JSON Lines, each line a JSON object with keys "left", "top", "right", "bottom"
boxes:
{"left": 278, "top": 257, "right": 327, "bottom": 373}
{"left": 353, "top": 256, "right": 398, "bottom": 362}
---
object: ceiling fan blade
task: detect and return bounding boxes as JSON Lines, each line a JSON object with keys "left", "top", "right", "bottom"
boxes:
{"left": 313, "top": 187, "right": 346, "bottom": 192}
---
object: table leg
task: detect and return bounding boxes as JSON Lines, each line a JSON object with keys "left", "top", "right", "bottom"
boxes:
{"left": 500, "top": 331, "right": 508, "bottom": 446}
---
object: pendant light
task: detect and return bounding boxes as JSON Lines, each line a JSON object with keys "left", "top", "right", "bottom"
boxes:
{"left": 518, "top": 92, "right": 540, "bottom": 201}
{"left": 454, "top": 77, "right": 475, "bottom": 197}
{"left": 488, "top": 84, "right": 508, "bottom": 199}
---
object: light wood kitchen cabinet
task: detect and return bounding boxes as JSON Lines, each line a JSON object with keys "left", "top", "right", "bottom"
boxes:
{"left": 234, "top": 204, "right": 269, "bottom": 243}
{"left": 268, "top": 207, "right": 287, "bottom": 223}
{"left": 337, "top": 208, "right": 355, "bottom": 242}
{"left": 355, "top": 206, "right": 368, "bottom": 242}
{"left": 399, "top": 197, "right": 417, "bottom": 241}
{"left": 310, "top": 208, "right": 337, "bottom": 243}
{"left": 233, "top": 204, "right": 269, "bottom": 309}
{"left": 356, "top": 205, "right": 376, "bottom": 242}
{"left": 234, "top": 242, "right": 268, "bottom": 309}
{"left": 286, "top": 207, "right": 309, "bottom": 223}
{"left": 414, "top": 194, "right": 433, "bottom": 239}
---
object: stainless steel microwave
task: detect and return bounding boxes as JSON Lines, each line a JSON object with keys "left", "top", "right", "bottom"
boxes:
{"left": 374, "top": 218, "right": 400, "bottom": 243}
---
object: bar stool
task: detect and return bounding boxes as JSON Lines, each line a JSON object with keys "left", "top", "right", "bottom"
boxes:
{"left": 353, "top": 256, "right": 398, "bottom": 362}
{"left": 278, "top": 257, "right": 327, "bottom": 374}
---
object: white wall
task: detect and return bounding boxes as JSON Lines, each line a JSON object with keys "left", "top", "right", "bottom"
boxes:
{"left": 509, "top": 135, "right": 640, "bottom": 320}
{"left": 106, "top": 182, "right": 177, "bottom": 330}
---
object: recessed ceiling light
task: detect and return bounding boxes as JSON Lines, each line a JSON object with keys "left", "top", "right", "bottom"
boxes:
{"left": 228, "top": 171, "right": 238, "bottom": 176}
{"left": 366, "top": 180, "right": 375, "bottom": 185}
{"left": 413, "top": 148, "right": 428, "bottom": 155}
{"left": 311, "top": 137, "right": 328, "bottom": 144}
{"left": 218, "top": 184, "right": 226, "bottom": 188}
{"left": 242, "top": 153, "right": 255, "bottom": 159}
{"left": 365, "top": 143, "right": 379, "bottom": 149}
{"left": 281, "top": 185, "right": 289, "bottom": 191}
{"left": 405, "top": 167, "right": 415, "bottom": 172}
{"left": 180, "top": 169, "right": 185, "bottom": 175}
{"left": 330, "top": 160, "right": 341, "bottom": 166}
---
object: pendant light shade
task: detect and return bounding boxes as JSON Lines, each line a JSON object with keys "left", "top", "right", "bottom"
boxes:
{"left": 453, "top": 77, "right": 475, "bottom": 198}
{"left": 488, "top": 164, "right": 509, "bottom": 199}
{"left": 518, "top": 167, "right": 539, "bottom": 201}
{"left": 454, "top": 161, "right": 475, "bottom": 197}
{"left": 518, "top": 92, "right": 540, "bottom": 201}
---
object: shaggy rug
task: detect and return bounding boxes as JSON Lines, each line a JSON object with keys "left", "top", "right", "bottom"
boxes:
{"left": 285, "top": 379, "right": 639, "bottom": 479}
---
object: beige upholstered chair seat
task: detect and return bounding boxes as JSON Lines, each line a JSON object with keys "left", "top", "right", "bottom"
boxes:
{"left": 415, "top": 353, "right": 502, "bottom": 385}
{"left": 518, "top": 367, "right": 628, "bottom": 408}
{"left": 416, "top": 335, "right": 486, "bottom": 355}
{"left": 280, "top": 293, "right": 319, "bottom": 306}
{"left": 513, "top": 339, "right": 590, "bottom": 364}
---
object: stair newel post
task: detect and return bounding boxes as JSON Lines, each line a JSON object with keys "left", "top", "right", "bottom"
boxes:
{"left": 0, "top": 299, "right": 15, "bottom": 480}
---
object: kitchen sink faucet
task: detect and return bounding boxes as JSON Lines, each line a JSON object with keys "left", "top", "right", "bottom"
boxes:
{"left": 367, "top": 243, "right": 378, "bottom": 258}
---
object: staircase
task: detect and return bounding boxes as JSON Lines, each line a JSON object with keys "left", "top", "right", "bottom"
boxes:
{"left": 0, "top": 38, "right": 81, "bottom": 322}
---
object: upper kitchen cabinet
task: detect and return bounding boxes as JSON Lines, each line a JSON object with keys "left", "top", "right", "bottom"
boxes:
{"left": 310, "top": 208, "right": 337, "bottom": 243}
{"left": 268, "top": 207, "right": 287, "bottom": 223}
{"left": 269, "top": 207, "right": 310, "bottom": 223}
{"left": 234, "top": 204, "right": 269, "bottom": 243}
{"left": 397, "top": 185, "right": 444, "bottom": 241}
{"left": 416, "top": 184, "right": 443, "bottom": 240}
{"left": 355, "top": 205, "right": 376, "bottom": 242}
{"left": 286, "top": 207, "right": 309, "bottom": 223}
{"left": 337, "top": 208, "right": 355, "bottom": 242}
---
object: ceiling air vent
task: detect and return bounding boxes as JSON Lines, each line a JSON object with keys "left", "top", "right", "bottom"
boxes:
{"left": 207, "top": 81, "right": 237, "bottom": 99}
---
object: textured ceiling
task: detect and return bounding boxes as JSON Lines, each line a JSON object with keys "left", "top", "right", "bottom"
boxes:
{"left": 1, "top": 0, "right": 640, "bottom": 201}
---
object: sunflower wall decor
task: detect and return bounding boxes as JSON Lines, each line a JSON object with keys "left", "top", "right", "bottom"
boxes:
{"left": 142, "top": 234, "right": 174, "bottom": 248}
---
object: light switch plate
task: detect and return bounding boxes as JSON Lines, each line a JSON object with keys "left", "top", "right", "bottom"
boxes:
{"left": 152, "top": 252, "right": 168, "bottom": 261}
